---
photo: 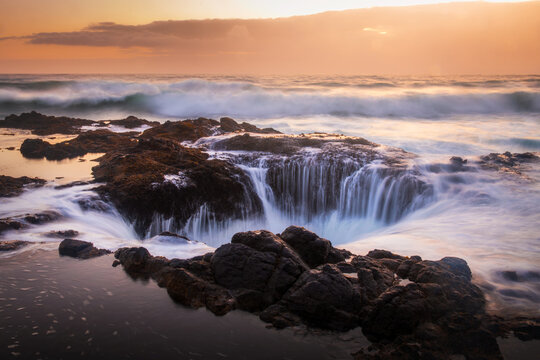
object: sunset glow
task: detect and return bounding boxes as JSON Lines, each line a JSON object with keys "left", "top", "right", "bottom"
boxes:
{"left": 1, "top": 1, "right": 539, "bottom": 74}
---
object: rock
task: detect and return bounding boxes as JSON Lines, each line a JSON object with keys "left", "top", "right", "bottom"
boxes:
{"left": 478, "top": 151, "right": 539, "bottom": 176}
{"left": 261, "top": 264, "right": 362, "bottom": 330}
{"left": 58, "top": 239, "right": 111, "bottom": 259}
{"left": 0, "top": 111, "right": 96, "bottom": 135}
{"left": 93, "top": 137, "right": 261, "bottom": 235}
{"left": 110, "top": 227, "right": 514, "bottom": 360}
{"left": 20, "top": 130, "right": 136, "bottom": 160}
{"left": 0, "top": 240, "right": 30, "bottom": 252}
{"left": 139, "top": 117, "right": 280, "bottom": 143}
{"left": 279, "top": 225, "right": 338, "bottom": 267}
{"left": 0, "top": 218, "right": 27, "bottom": 234}
{"left": 211, "top": 230, "right": 308, "bottom": 310}
{"left": 24, "top": 210, "right": 62, "bottom": 224}
{"left": 157, "top": 268, "right": 235, "bottom": 316}
{"left": 0, "top": 175, "right": 46, "bottom": 197}
{"left": 45, "top": 230, "right": 79, "bottom": 238}
{"left": 100, "top": 116, "right": 159, "bottom": 129}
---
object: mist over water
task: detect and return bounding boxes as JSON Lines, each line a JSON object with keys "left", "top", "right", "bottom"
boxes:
{"left": 0, "top": 74, "right": 539, "bottom": 315}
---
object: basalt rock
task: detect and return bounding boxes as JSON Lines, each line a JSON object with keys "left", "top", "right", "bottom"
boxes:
{"left": 93, "top": 137, "right": 262, "bottom": 235}
{"left": 0, "top": 111, "right": 96, "bottom": 135}
{"left": 139, "top": 117, "right": 280, "bottom": 143}
{"left": 0, "top": 175, "right": 46, "bottom": 197}
{"left": 0, "top": 240, "right": 31, "bottom": 252}
{"left": 211, "top": 230, "right": 309, "bottom": 311}
{"left": 98, "top": 116, "right": 159, "bottom": 129}
{"left": 20, "top": 130, "right": 136, "bottom": 160}
{"left": 111, "top": 227, "right": 511, "bottom": 359}
{"left": 279, "top": 226, "right": 347, "bottom": 267}
{"left": 58, "top": 239, "right": 111, "bottom": 259}
{"left": 478, "top": 151, "right": 539, "bottom": 176}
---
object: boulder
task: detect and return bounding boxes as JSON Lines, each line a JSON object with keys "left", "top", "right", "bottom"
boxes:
{"left": 58, "top": 239, "right": 111, "bottom": 259}
{"left": 279, "top": 225, "right": 345, "bottom": 267}
{"left": 211, "top": 230, "right": 308, "bottom": 310}
{"left": 0, "top": 111, "right": 95, "bottom": 135}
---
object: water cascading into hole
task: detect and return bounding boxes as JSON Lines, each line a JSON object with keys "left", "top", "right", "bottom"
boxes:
{"left": 145, "top": 153, "right": 434, "bottom": 246}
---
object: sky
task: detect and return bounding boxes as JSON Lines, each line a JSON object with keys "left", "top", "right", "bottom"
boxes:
{"left": 0, "top": 0, "right": 539, "bottom": 74}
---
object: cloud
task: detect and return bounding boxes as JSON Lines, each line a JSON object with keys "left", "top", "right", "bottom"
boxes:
{"left": 8, "top": 19, "right": 257, "bottom": 49}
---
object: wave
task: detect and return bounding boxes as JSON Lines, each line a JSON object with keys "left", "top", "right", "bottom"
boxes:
{"left": 1, "top": 78, "right": 540, "bottom": 119}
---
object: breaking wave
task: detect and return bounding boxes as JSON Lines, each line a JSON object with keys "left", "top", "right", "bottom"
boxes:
{"left": 1, "top": 76, "right": 540, "bottom": 119}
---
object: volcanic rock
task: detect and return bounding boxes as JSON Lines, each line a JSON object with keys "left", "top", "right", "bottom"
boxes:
{"left": 0, "top": 111, "right": 95, "bottom": 135}
{"left": 0, "top": 240, "right": 31, "bottom": 252}
{"left": 20, "top": 130, "right": 135, "bottom": 160}
{"left": 0, "top": 175, "right": 46, "bottom": 197}
{"left": 58, "top": 239, "right": 111, "bottom": 259}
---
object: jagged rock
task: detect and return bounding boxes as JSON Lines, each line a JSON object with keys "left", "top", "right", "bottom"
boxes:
{"left": 211, "top": 230, "right": 308, "bottom": 310}
{"left": 58, "top": 239, "right": 111, "bottom": 259}
{"left": 279, "top": 225, "right": 345, "bottom": 267}
{"left": 261, "top": 264, "right": 362, "bottom": 330}
{"left": 111, "top": 227, "right": 517, "bottom": 360}
{"left": 45, "top": 230, "right": 79, "bottom": 238}
{"left": 98, "top": 116, "right": 159, "bottom": 129}
{"left": 478, "top": 151, "right": 539, "bottom": 176}
{"left": 20, "top": 130, "right": 135, "bottom": 160}
{"left": 24, "top": 210, "right": 62, "bottom": 224}
{"left": 93, "top": 137, "right": 262, "bottom": 235}
{"left": 0, "top": 240, "right": 30, "bottom": 252}
{"left": 0, "top": 175, "right": 46, "bottom": 197}
{"left": 139, "top": 117, "right": 280, "bottom": 143}
{"left": 0, "top": 111, "right": 95, "bottom": 135}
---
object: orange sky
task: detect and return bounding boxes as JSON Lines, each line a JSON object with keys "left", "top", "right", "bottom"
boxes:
{"left": 0, "top": 1, "right": 539, "bottom": 74}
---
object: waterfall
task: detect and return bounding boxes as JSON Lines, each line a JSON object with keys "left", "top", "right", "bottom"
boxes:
{"left": 145, "top": 151, "right": 433, "bottom": 245}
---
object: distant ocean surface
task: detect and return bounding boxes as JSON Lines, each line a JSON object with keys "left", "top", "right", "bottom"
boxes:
{"left": 1, "top": 74, "right": 539, "bottom": 315}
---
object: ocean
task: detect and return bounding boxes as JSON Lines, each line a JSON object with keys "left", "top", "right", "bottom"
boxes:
{"left": 0, "top": 74, "right": 539, "bottom": 317}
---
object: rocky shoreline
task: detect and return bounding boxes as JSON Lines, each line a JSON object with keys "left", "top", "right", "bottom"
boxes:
{"left": 56, "top": 227, "right": 539, "bottom": 360}
{"left": 1, "top": 111, "right": 539, "bottom": 359}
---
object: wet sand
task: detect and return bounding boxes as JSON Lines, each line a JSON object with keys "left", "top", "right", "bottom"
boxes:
{"left": 0, "top": 249, "right": 370, "bottom": 360}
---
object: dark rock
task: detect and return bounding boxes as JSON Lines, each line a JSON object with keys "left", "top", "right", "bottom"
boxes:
{"left": 45, "top": 230, "right": 79, "bottom": 238}
{"left": 20, "top": 130, "right": 135, "bottom": 160}
{"left": 211, "top": 230, "right": 308, "bottom": 310}
{"left": 93, "top": 137, "right": 261, "bottom": 235}
{"left": 0, "top": 218, "right": 27, "bottom": 234}
{"left": 279, "top": 225, "right": 338, "bottom": 267}
{"left": 0, "top": 175, "right": 46, "bottom": 197}
{"left": 262, "top": 264, "right": 362, "bottom": 330}
{"left": 58, "top": 239, "right": 111, "bottom": 259}
{"left": 478, "top": 151, "right": 539, "bottom": 176}
{"left": 0, "top": 240, "right": 30, "bottom": 252}
{"left": 157, "top": 268, "right": 235, "bottom": 315}
{"left": 101, "top": 116, "right": 159, "bottom": 129}
{"left": 0, "top": 111, "right": 95, "bottom": 135}
{"left": 24, "top": 210, "right": 62, "bottom": 224}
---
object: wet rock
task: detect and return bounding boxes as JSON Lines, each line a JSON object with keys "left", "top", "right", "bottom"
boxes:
{"left": 478, "top": 151, "right": 539, "bottom": 176}
{"left": 261, "top": 264, "right": 362, "bottom": 330}
{"left": 279, "top": 225, "right": 343, "bottom": 267}
{"left": 211, "top": 230, "right": 308, "bottom": 310}
{"left": 45, "top": 230, "right": 79, "bottom": 238}
{"left": 24, "top": 210, "right": 62, "bottom": 224}
{"left": 20, "top": 130, "right": 135, "bottom": 160}
{"left": 58, "top": 239, "right": 111, "bottom": 259}
{"left": 99, "top": 116, "right": 159, "bottom": 129}
{"left": 0, "top": 175, "right": 46, "bottom": 197}
{"left": 93, "top": 137, "right": 261, "bottom": 235}
{"left": 0, "top": 218, "right": 27, "bottom": 234}
{"left": 110, "top": 227, "right": 515, "bottom": 360}
{"left": 0, "top": 240, "right": 30, "bottom": 252}
{"left": 0, "top": 111, "right": 95, "bottom": 135}
{"left": 139, "top": 117, "right": 280, "bottom": 143}
{"left": 157, "top": 268, "right": 235, "bottom": 316}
